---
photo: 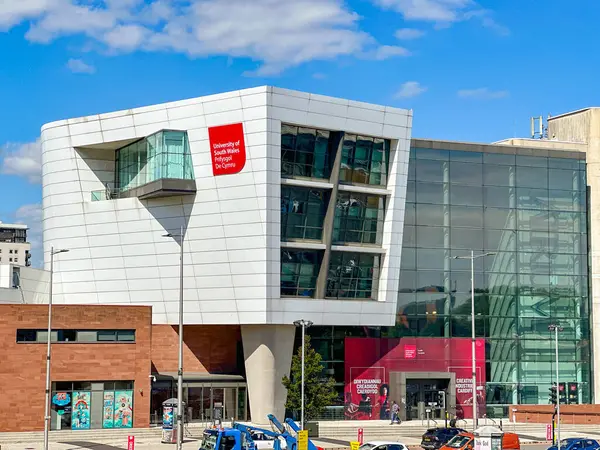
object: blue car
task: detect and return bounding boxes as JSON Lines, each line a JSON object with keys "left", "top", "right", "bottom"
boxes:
{"left": 548, "top": 438, "right": 600, "bottom": 450}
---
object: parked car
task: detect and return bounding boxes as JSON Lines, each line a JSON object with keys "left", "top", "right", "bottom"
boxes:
{"left": 359, "top": 441, "right": 409, "bottom": 450}
{"left": 421, "top": 428, "right": 466, "bottom": 450}
{"left": 547, "top": 438, "right": 600, "bottom": 450}
{"left": 440, "top": 432, "right": 520, "bottom": 450}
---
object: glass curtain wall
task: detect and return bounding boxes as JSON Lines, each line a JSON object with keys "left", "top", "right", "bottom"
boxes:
{"left": 396, "top": 148, "right": 589, "bottom": 415}
{"left": 115, "top": 130, "right": 194, "bottom": 193}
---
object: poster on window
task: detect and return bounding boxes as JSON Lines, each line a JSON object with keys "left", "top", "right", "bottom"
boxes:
{"left": 71, "top": 391, "right": 91, "bottom": 430}
{"left": 345, "top": 337, "right": 486, "bottom": 420}
{"left": 114, "top": 390, "right": 134, "bottom": 428}
{"left": 103, "top": 392, "right": 115, "bottom": 428}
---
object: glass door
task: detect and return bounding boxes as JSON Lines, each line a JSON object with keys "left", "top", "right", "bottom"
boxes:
{"left": 224, "top": 388, "right": 237, "bottom": 420}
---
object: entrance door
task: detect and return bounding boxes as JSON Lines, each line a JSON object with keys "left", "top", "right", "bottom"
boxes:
{"left": 224, "top": 388, "right": 237, "bottom": 420}
{"left": 404, "top": 379, "right": 449, "bottom": 421}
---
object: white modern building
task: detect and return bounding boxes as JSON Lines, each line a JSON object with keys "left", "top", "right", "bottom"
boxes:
{"left": 0, "top": 222, "right": 31, "bottom": 266}
{"left": 41, "top": 86, "right": 412, "bottom": 421}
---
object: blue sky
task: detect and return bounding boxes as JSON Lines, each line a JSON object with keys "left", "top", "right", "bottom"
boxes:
{"left": 0, "top": 0, "right": 599, "bottom": 265}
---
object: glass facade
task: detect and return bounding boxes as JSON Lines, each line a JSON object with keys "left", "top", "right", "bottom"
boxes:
{"left": 115, "top": 130, "right": 194, "bottom": 193}
{"left": 305, "top": 145, "right": 590, "bottom": 418}
{"left": 325, "top": 252, "right": 381, "bottom": 299}
{"left": 281, "top": 250, "right": 323, "bottom": 297}
{"left": 339, "top": 135, "right": 390, "bottom": 186}
{"left": 281, "top": 187, "right": 328, "bottom": 241}
{"left": 332, "top": 193, "right": 385, "bottom": 245}
{"left": 281, "top": 125, "right": 340, "bottom": 179}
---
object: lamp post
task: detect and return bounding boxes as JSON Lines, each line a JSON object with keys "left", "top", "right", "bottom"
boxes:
{"left": 453, "top": 251, "right": 495, "bottom": 430}
{"left": 549, "top": 324, "right": 563, "bottom": 448}
{"left": 44, "top": 246, "right": 69, "bottom": 450}
{"left": 163, "top": 226, "right": 185, "bottom": 450}
{"left": 293, "top": 319, "right": 313, "bottom": 430}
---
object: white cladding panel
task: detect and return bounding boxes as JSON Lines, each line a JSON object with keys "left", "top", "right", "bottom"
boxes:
{"left": 41, "top": 86, "right": 412, "bottom": 325}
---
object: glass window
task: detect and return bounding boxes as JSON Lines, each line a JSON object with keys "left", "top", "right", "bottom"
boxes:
{"left": 406, "top": 181, "right": 416, "bottom": 202}
{"left": 282, "top": 125, "right": 336, "bottom": 179}
{"left": 339, "top": 134, "right": 390, "bottom": 186}
{"left": 326, "top": 252, "right": 381, "bottom": 299}
{"left": 416, "top": 182, "right": 444, "bottom": 204}
{"left": 484, "top": 164, "right": 514, "bottom": 187}
{"left": 451, "top": 205, "right": 483, "bottom": 228}
{"left": 401, "top": 248, "right": 416, "bottom": 269}
{"left": 117, "top": 330, "right": 136, "bottom": 342}
{"left": 403, "top": 225, "right": 416, "bottom": 247}
{"left": 416, "top": 159, "right": 445, "bottom": 182}
{"left": 415, "top": 148, "right": 449, "bottom": 161}
{"left": 451, "top": 228, "right": 483, "bottom": 250}
{"left": 281, "top": 187, "right": 328, "bottom": 241}
{"left": 549, "top": 189, "right": 583, "bottom": 212}
{"left": 484, "top": 229, "right": 516, "bottom": 252}
{"left": 484, "top": 153, "right": 515, "bottom": 166}
{"left": 517, "top": 210, "right": 549, "bottom": 231}
{"left": 484, "top": 208, "right": 515, "bottom": 230}
{"left": 450, "top": 150, "right": 483, "bottom": 163}
{"left": 450, "top": 184, "right": 483, "bottom": 206}
{"left": 16, "top": 329, "right": 37, "bottom": 342}
{"left": 549, "top": 169, "right": 580, "bottom": 191}
{"left": 516, "top": 166, "right": 548, "bottom": 189}
{"left": 97, "top": 330, "right": 116, "bottom": 341}
{"left": 517, "top": 188, "right": 549, "bottom": 210}
{"left": 404, "top": 203, "right": 416, "bottom": 225}
{"left": 417, "top": 248, "right": 447, "bottom": 270}
{"left": 416, "top": 203, "right": 446, "bottom": 227}
{"left": 517, "top": 155, "right": 548, "bottom": 168}
{"left": 450, "top": 161, "right": 482, "bottom": 185}
{"left": 281, "top": 250, "right": 322, "bottom": 297}
{"left": 77, "top": 331, "right": 98, "bottom": 342}
{"left": 333, "top": 193, "right": 385, "bottom": 245}
{"left": 484, "top": 186, "right": 514, "bottom": 208}
{"left": 416, "top": 227, "right": 448, "bottom": 248}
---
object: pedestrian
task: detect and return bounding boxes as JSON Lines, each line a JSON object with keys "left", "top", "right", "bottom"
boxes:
{"left": 390, "top": 401, "right": 401, "bottom": 425}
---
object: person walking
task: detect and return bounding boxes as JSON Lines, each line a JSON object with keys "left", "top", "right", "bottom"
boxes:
{"left": 390, "top": 401, "right": 401, "bottom": 425}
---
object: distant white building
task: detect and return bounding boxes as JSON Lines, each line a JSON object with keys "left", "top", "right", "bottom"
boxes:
{"left": 0, "top": 222, "right": 31, "bottom": 267}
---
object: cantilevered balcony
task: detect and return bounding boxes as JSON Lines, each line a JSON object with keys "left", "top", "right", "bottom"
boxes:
{"left": 92, "top": 130, "right": 196, "bottom": 201}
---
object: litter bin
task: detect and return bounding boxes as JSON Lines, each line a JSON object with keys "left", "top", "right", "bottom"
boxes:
{"left": 161, "top": 398, "right": 186, "bottom": 444}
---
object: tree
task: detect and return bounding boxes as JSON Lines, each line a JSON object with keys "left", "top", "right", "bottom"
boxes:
{"left": 282, "top": 335, "right": 338, "bottom": 424}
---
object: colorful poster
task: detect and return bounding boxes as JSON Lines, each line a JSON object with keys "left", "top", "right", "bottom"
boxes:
{"left": 71, "top": 391, "right": 91, "bottom": 430}
{"left": 114, "top": 390, "right": 133, "bottom": 428}
{"left": 103, "top": 392, "right": 115, "bottom": 428}
{"left": 344, "top": 337, "right": 486, "bottom": 420}
{"left": 163, "top": 406, "right": 174, "bottom": 428}
{"left": 52, "top": 392, "right": 71, "bottom": 407}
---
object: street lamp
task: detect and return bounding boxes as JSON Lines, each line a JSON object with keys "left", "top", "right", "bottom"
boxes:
{"left": 44, "top": 246, "right": 69, "bottom": 450}
{"left": 453, "top": 250, "right": 495, "bottom": 430}
{"left": 164, "top": 226, "right": 185, "bottom": 450}
{"left": 293, "top": 319, "right": 314, "bottom": 430}
{"left": 549, "top": 324, "right": 564, "bottom": 448}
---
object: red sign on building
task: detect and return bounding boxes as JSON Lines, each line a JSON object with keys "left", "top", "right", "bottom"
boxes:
{"left": 404, "top": 344, "right": 417, "bottom": 359}
{"left": 208, "top": 123, "right": 247, "bottom": 176}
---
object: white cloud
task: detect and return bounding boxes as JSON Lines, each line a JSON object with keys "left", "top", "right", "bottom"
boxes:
{"left": 395, "top": 81, "right": 427, "bottom": 98}
{"left": 312, "top": 73, "right": 327, "bottom": 80}
{"left": 372, "top": 45, "right": 411, "bottom": 60}
{"left": 1, "top": 139, "right": 42, "bottom": 183}
{"left": 395, "top": 28, "right": 425, "bottom": 40}
{"left": 372, "top": 0, "right": 508, "bottom": 34}
{"left": 0, "top": 0, "right": 408, "bottom": 75}
{"left": 66, "top": 58, "right": 95, "bottom": 73}
{"left": 457, "top": 87, "right": 508, "bottom": 99}
{"left": 13, "top": 203, "right": 43, "bottom": 268}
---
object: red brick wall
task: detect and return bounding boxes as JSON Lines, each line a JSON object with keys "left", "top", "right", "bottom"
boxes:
{"left": 512, "top": 405, "right": 600, "bottom": 424}
{"left": 151, "top": 325, "right": 241, "bottom": 374}
{"left": 0, "top": 305, "right": 152, "bottom": 432}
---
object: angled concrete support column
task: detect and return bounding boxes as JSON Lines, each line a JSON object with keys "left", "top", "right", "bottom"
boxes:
{"left": 241, "top": 324, "right": 295, "bottom": 423}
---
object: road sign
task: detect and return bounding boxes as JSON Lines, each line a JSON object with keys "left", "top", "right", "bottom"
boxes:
{"left": 298, "top": 430, "right": 309, "bottom": 450}
{"left": 358, "top": 428, "right": 364, "bottom": 445}
{"left": 127, "top": 436, "right": 135, "bottom": 450}
{"left": 546, "top": 424, "right": 552, "bottom": 441}
{"left": 351, "top": 442, "right": 360, "bottom": 450}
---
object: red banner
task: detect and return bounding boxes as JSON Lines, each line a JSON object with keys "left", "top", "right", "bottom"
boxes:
{"left": 344, "top": 337, "right": 486, "bottom": 420}
{"left": 208, "top": 123, "right": 247, "bottom": 176}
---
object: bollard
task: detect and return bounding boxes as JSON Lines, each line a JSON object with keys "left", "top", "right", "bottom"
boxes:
{"left": 128, "top": 435, "right": 135, "bottom": 450}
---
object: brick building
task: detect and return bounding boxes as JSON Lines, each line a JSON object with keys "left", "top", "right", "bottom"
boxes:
{"left": 0, "top": 303, "right": 247, "bottom": 432}
{"left": 0, "top": 304, "right": 152, "bottom": 432}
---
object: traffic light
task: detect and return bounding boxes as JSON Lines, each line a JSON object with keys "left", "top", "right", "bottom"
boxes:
{"left": 437, "top": 390, "right": 446, "bottom": 410}
{"left": 559, "top": 382, "right": 567, "bottom": 404}
{"left": 568, "top": 382, "right": 579, "bottom": 404}
{"left": 549, "top": 383, "right": 557, "bottom": 405}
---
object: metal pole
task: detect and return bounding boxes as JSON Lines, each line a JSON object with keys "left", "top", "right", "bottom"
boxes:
{"left": 43, "top": 247, "right": 54, "bottom": 450}
{"left": 177, "top": 225, "right": 184, "bottom": 450}
{"left": 555, "top": 326, "right": 561, "bottom": 449}
{"left": 471, "top": 249, "right": 477, "bottom": 431}
{"left": 301, "top": 321, "right": 305, "bottom": 430}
